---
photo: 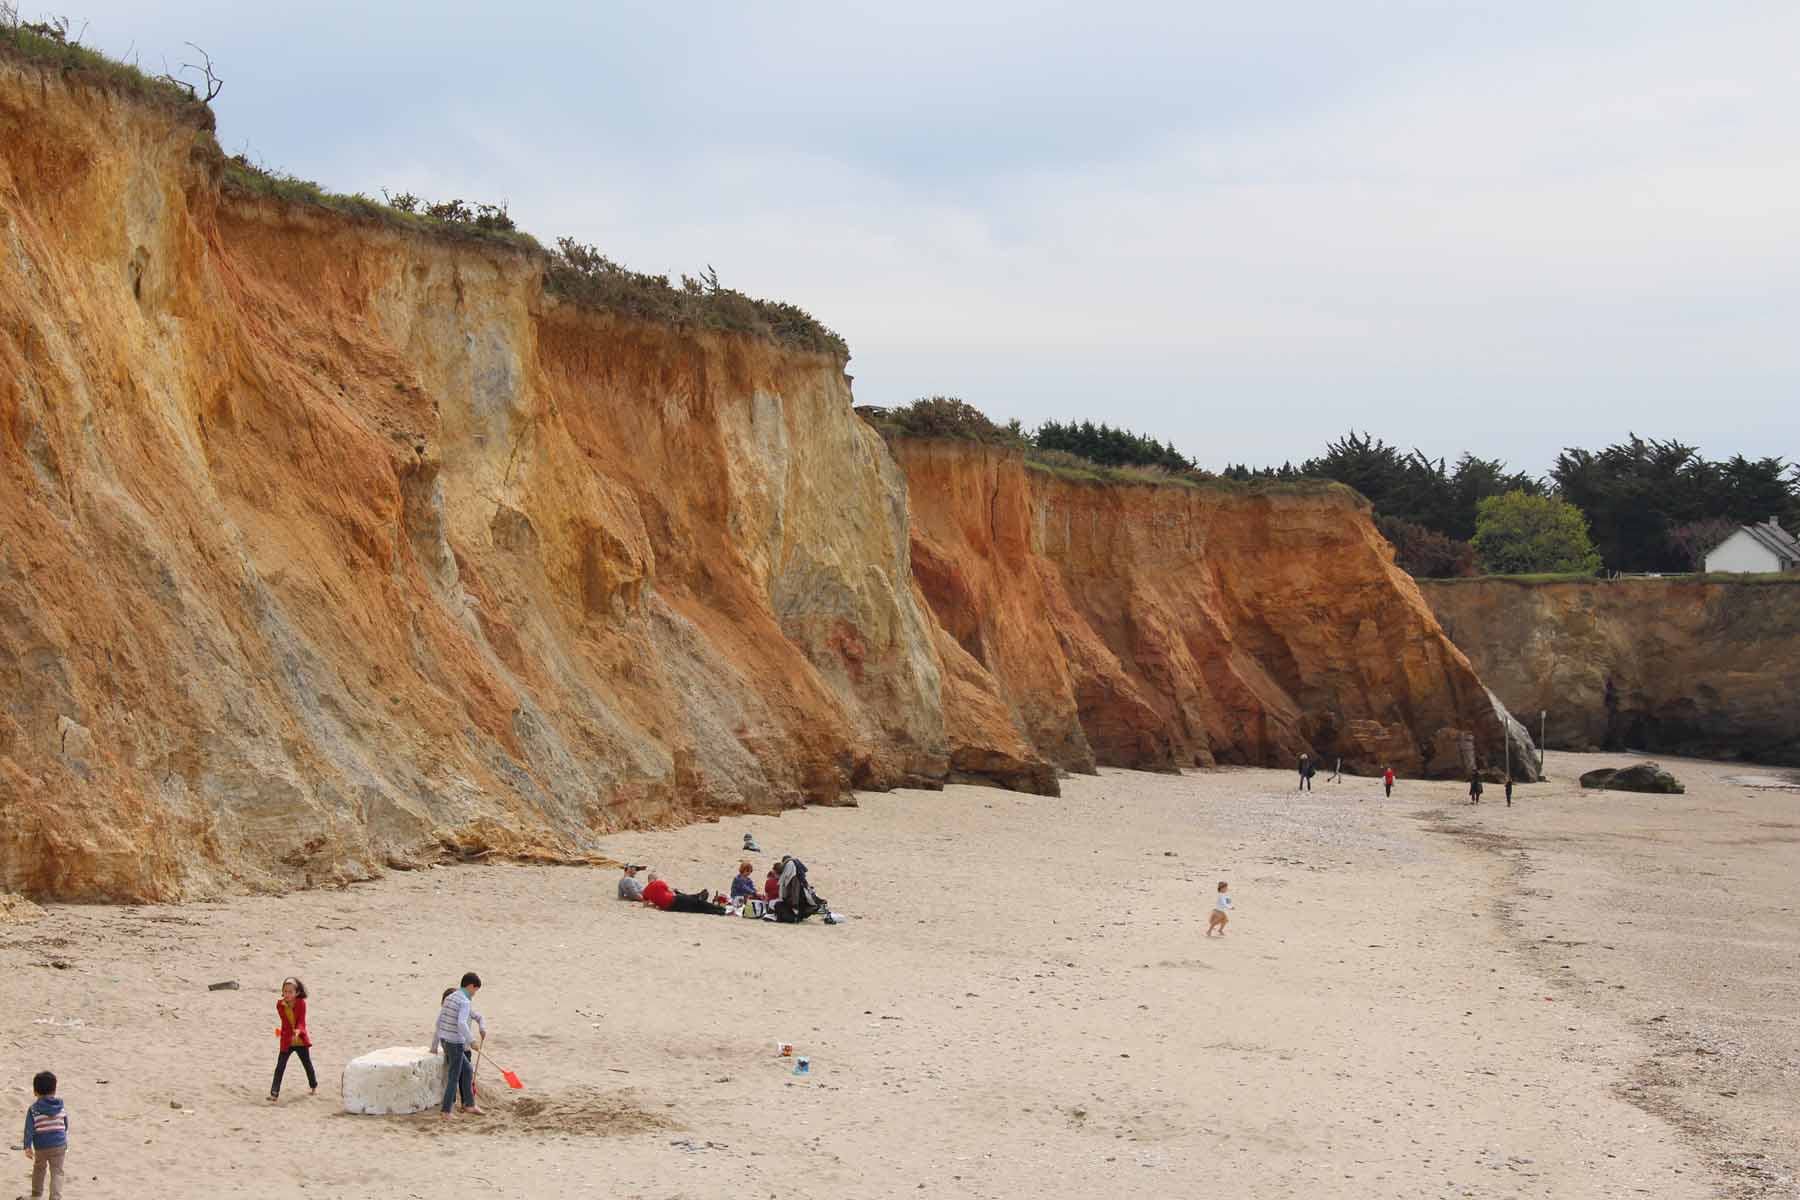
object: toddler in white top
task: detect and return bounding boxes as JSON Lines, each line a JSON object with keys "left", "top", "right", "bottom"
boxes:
{"left": 1207, "top": 881, "right": 1232, "bottom": 937}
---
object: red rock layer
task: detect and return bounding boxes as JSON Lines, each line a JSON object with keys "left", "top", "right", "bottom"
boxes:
{"left": 893, "top": 439, "right": 1517, "bottom": 780}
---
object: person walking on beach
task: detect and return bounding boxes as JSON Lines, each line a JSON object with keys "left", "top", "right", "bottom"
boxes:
{"left": 269, "top": 976, "right": 317, "bottom": 1102}
{"left": 1382, "top": 765, "right": 1395, "bottom": 798}
{"left": 1298, "top": 754, "right": 1314, "bottom": 792}
{"left": 1469, "top": 773, "right": 1484, "bottom": 805}
{"left": 1504, "top": 774, "right": 1514, "bottom": 807}
{"left": 1207, "top": 881, "right": 1233, "bottom": 937}
{"left": 432, "top": 973, "right": 484, "bottom": 1119}
{"left": 22, "top": 1070, "right": 68, "bottom": 1200}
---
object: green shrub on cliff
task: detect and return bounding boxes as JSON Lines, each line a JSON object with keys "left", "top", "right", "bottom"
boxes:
{"left": 545, "top": 241, "right": 847, "bottom": 358}
{"left": 1033, "top": 419, "right": 1195, "bottom": 471}
{"left": 867, "top": 396, "right": 1028, "bottom": 446}
{"left": 1472, "top": 491, "right": 1602, "bottom": 576}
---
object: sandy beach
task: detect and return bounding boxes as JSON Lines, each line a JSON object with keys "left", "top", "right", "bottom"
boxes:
{"left": 2, "top": 751, "right": 1794, "bottom": 1199}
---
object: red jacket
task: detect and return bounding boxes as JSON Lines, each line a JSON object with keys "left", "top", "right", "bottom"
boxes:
{"left": 642, "top": 879, "right": 675, "bottom": 910}
{"left": 1383, "top": 768, "right": 1395, "bottom": 785}
{"left": 277, "top": 996, "right": 311, "bottom": 1050}
{"left": 764, "top": 874, "right": 780, "bottom": 901}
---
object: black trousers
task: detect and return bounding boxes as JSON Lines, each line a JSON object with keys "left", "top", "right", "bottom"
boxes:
{"left": 671, "top": 889, "right": 724, "bottom": 914}
{"left": 272, "top": 1045, "right": 317, "bottom": 1096}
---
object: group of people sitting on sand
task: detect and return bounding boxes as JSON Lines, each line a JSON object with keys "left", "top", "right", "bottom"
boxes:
{"left": 615, "top": 835, "right": 827, "bottom": 923}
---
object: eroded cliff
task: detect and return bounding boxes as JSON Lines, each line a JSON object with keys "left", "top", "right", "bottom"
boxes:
{"left": 2, "top": 54, "right": 1518, "bottom": 900}
{"left": 894, "top": 440, "right": 1524, "bottom": 782}
{"left": 0, "top": 57, "right": 956, "bottom": 899}
{"left": 1421, "top": 578, "right": 1800, "bottom": 765}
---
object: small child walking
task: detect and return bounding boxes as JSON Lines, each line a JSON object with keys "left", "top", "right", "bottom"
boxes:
{"left": 23, "top": 1069, "right": 68, "bottom": 1200}
{"left": 1207, "top": 881, "right": 1233, "bottom": 937}
{"left": 269, "top": 976, "right": 317, "bottom": 1102}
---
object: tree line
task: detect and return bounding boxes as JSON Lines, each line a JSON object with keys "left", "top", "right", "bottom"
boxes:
{"left": 871, "top": 403, "right": 1797, "bottom": 577}
{"left": 1227, "top": 432, "right": 1799, "bottom": 575}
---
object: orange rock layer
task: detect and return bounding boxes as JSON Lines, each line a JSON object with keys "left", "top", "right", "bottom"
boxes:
{"left": 894, "top": 441, "right": 1521, "bottom": 782}
{"left": 0, "top": 57, "right": 1512, "bottom": 899}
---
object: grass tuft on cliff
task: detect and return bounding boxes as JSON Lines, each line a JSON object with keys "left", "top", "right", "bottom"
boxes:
{"left": 5, "top": 10, "right": 846, "bottom": 359}
{"left": 0, "top": 10, "right": 214, "bottom": 122}
{"left": 220, "top": 157, "right": 543, "bottom": 252}
{"left": 545, "top": 242, "right": 847, "bottom": 359}
{"left": 862, "top": 398, "right": 1350, "bottom": 497}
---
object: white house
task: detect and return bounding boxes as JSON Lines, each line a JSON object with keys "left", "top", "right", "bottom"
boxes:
{"left": 1704, "top": 516, "right": 1800, "bottom": 574}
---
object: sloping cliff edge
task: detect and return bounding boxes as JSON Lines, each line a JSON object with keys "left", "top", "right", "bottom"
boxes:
{"left": 1421, "top": 578, "right": 1800, "bottom": 766}
{"left": 1, "top": 58, "right": 1511, "bottom": 900}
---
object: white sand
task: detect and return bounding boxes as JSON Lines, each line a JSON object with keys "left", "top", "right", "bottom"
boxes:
{"left": 2, "top": 752, "right": 1792, "bottom": 1198}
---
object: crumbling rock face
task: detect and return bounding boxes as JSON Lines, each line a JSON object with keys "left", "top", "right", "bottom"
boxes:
{"left": 891, "top": 440, "right": 1524, "bottom": 782}
{"left": 1421, "top": 579, "right": 1800, "bottom": 766}
{"left": 0, "top": 59, "right": 950, "bottom": 899}
{"left": 0, "top": 56, "right": 1521, "bottom": 900}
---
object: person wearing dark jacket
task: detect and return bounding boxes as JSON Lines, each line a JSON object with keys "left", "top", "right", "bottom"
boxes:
{"left": 1298, "top": 754, "right": 1315, "bottom": 792}
{"left": 1469, "top": 774, "right": 1484, "bottom": 804}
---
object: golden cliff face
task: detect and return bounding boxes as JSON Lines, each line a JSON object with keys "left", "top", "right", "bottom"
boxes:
{"left": 1, "top": 58, "right": 1516, "bottom": 900}
{"left": 894, "top": 440, "right": 1518, "bottom": 781}
{"left": 1421, "top": 578, "right": 1800, "bottom": 765}
{"left": 0, "top": 60, "right": 947, "bottom": 898}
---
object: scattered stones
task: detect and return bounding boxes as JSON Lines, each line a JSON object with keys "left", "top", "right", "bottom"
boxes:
{"left": 207, "top": 980, "right": 240, "bottom": 991}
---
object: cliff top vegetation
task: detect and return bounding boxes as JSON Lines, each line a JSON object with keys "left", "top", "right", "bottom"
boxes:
{"left": 2, "top": 11, "right": 846, "bottom": 359}
{"left": 863, "top": 398, "right": 1348, "bottom": 498}
{"left": 0, "top": 8, "right": 212, "bottom": 118}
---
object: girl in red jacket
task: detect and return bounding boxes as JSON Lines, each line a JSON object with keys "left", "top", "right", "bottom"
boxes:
{"left": 269, "top": 976, "right": 317, "bottom": 1102}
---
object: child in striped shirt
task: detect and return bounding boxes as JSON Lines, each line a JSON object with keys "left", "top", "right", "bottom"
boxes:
{"left": 23, "top": 1069, "right": 68, "bottom": 1200}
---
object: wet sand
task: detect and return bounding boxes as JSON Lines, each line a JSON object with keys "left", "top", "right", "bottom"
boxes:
{"left": 1, "top": 752, "right": 1792, "bottom": 1198}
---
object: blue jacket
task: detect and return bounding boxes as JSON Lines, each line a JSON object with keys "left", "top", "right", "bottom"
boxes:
{"left": 24, "top": 1097, "right": 68, "bottom": 1150}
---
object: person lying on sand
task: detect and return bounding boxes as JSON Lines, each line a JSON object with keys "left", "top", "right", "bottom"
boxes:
{"left": 617, "top": 863, "right": 645, "bottom": 901}
{"left": 641, "top": 871, "right": 727, "bottom": 915}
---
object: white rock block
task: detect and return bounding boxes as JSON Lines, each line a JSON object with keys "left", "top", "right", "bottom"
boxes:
{"left": 341, "top": 1046, "right": 445, "bottom": 1115}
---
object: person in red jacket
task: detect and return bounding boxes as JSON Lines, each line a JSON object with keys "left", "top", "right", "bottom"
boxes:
{"left": 269, "top": 976, "right": 316, "bottom": 1102}
{"left": 1382, "top": 765, "right": 1395, "bottom": 799}
{"left": 764, "top": 864, "right": 781, "bottom": 902}
{"left": 641, "top": 872, "right": 675, "bottom": 910}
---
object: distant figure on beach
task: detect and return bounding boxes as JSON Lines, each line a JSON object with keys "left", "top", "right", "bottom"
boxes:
{"left": 1382, "top": 765, "right": 1395, "bottom": 798}
{"left": 617, "top": 863, "right": 645, "bottom": 901}
{"left": 432, "top": 972, "right": 484, "bottom": 1119}
{"left": 269, "top": 976, "right": 316, "bottom": 1103}
{"left": 1207, "top": 881, "right": 1232, "bottom": 937}
{"left": 1329, "top": 758, "right": 1343, "bottom": 783}
{"left": 1504, "top": 774, "right": 1514, "bottom": 807}
{"left": 743, "top": 832, "right": 762, "bottom": 853}
{"left": 1469, "top": 773, "right": 1484, "bottom": 805}
{"left": 729, "top": 860, "right": 759, "bottom": 902}
{"left": 1298, "top": 754, "right": 1315, "bottom": 792}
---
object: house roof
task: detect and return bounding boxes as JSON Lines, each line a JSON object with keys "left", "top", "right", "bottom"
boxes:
{"left": 1735, "top": 520, "right": 1800, "bottom": 564}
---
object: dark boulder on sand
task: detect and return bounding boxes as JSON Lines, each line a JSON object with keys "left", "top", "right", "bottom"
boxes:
{"left": 1579, "top": 762, "right": 1685, "bottom": 794}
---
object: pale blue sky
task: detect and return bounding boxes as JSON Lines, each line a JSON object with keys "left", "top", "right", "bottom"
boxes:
{"left": 62, "top": 1, "right": 1800, "bottom": 474}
